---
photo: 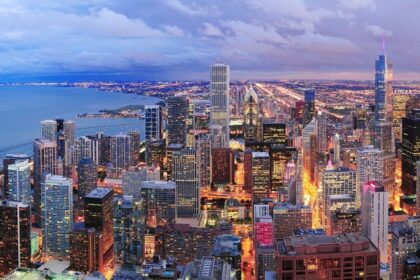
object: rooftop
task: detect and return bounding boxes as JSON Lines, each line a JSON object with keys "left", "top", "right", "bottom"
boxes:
{"left": 278, "top": 233, "right": 377, "bottom": 256}
{"left": 5, "top": 268, "right": 78, "bottom": 280}
{"left": 86, "top": 187, "right": 113, "bottom": 198}
{"left": 141, "top": 181, "right": 176, "bottom": 190}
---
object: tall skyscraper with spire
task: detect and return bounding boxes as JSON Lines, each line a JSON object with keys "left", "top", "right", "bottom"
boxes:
{"left": 210, "top": 63, "right": 230, "bottom": 148}
{"left": 373, "top": 52, "right": 396, "bottom": 197}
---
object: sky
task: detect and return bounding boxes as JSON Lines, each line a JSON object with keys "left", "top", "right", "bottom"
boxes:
{"left": 0, "top": 0, "right": 419, "bottom": 81}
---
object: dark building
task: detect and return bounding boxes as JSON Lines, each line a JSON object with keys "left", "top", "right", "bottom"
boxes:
{"left": 146, "top": 139, "right": 165, "bottom": 174}
{"left": 166, "top": 96, "right": 188, "bottom": 146}
{"left": 212, "top": 148, "right": 234, "bottom": 185}
{"left": 303, "top": 89, "right": 315, "bottom": 127}
{"left": 276, "top": 233, "right": 380, "bottom": 280}
{"left": 70, "top": 223, "right": 103, "bottom": 274}
{"left": 85, "top": 188, "right": 114, "bottom": 270}
{"left": 402, "top": 108, "right": 420, "bottom": 195}
{"left": 98, "top": 133, "right": 111, "bottom": 165}
{"left": 128, "top": 131, "right": 140, "bottom": 166}
{"left": 262, "top": 123, "right": 286, "bottom": 145}
{"left": 329, "top": 209, "right": 362, "bottom": 235}
{"left": 2, "top": 154, "right": 30, "bottom": 199}
{"left": 0, "top": 201, "right": 31, "bottom": 277}
{"left": 244, "top": 149, "right": 253, "bottom": 193}
{"left": 77, "top": 157, "right": 97, "bottom": 199}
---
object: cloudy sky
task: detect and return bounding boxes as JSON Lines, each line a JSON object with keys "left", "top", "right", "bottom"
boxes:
{"left": 0, "top": 0, "right": 419, "bottom": 81}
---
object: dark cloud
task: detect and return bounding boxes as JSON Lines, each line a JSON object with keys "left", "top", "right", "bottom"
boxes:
{"left": 0, "top": 0, "right": 418, "bottom": 81}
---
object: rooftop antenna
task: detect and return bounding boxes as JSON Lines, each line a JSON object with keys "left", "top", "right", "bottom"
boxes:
{"left": 382, "top": 34, "right": 386, "bottom": 55}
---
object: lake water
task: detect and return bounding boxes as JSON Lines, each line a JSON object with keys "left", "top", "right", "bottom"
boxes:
{"left": 0, "top": 85, "right": 161, "bottom": 158}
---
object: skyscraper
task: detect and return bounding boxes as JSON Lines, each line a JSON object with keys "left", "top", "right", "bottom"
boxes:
{"left": 145, "top": 105, "right": 162, "bottom": 141}
{"left": 322, "top": 167, "right": 357, "bottom": 199}
{"left": 77, "top": 157, "right": 97, "bottom": 199}
{"left": 70, "top": 225, "right": 103, "bottom": 274}
{"left": 41, "top": 119, "right": 57, "bottom": 141}
{"left": 0, "top": 201, "right": 31, "bottom": 277}
{"left": 374, "top": 54, "right": 393, "bottom": 122}
{"left": 166, "top": 96, "right": 188, "bottom": 145}
{"left": 33, "top": 139, "right": 57, "bottom": 224}
{"left": 113, "top": 195, "right": 145, "bottom": 264}
{"left": 128, "top": 130, "right": 140, "bottom": 166}
{"left": 356, "top": 146, "right": 383, "bottom": 207}
{"left": 252, "top": 152, "right": 271, "bottom": 204}
{"left": 8, "top": 159, "right": 32, "bottom": 205}
{"left": 361, "top": 181, "right": 389, "bottom": 264}
{"left": 402, "top": 108, "right": 420, "bottom": 195}
{"left": 212, "top": 148, "right": 234, "bottom": 186}
{"left": 85, "top": 188, "right": 114, "bottom": 270}
{"left": 110, "top": 133, "right": 131, "bottom": 175}
{"left": 41, "top": 175, "right": 73, "bottom": 258}
{"left": 316, "top": 111, "right": 327, "bottom": 154}
{"left": 333, "top": 133, "right": 341, "bottom": 164}
{"left": 2, "top": 154, "right": 30, "bottom": 199}
{"left": 210, "top": 63, "right": 230, "bottom": 148}
{"left": 196, "top": 134, "right": 212, "bottom": 189}
{"left": 273, "top": 203, "right": 312, "bottom": 239}
{"left": 140, "top": 181, "right": 176, "bottom": 227}
{"left": 243, "top": 86, "right": 260, "bottom": 142}
{"left": 303, "top": 89, "right": 315, "bottom": 127}
{"left": 172, "top": 148, "right": 200, "bottom": 218}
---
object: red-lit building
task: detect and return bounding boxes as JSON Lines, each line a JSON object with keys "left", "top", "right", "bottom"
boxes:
{"left": 295, "top": 100, "right": 305, "bottom": 124}
{"left": 254, "top": 217, "right": 273, "bottom": 247}
{"left": 276, "top": 233, "right": 380, "bottom": 280}
{"left": 212, "top": 148, "right": 234, "bottom": 185}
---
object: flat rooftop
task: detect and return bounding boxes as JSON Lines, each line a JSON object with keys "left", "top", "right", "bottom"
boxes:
{"left": 5, "top": 268, "right": 78, "bottom": 280}
{"left": 278, "top": 233, "right": 377, "bottom": 256}
{"left": 85, "top": 187, "right": 113, "bottom": 198}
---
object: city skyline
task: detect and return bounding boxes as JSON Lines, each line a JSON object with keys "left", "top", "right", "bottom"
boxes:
{"left": 1, "top": 0, "right": 420, "bottom": 82}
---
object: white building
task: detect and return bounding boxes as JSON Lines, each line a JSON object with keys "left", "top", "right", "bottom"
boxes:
{"left": 361, "top": 181, "right": 389, "bottom": 264}
{"left": 8, "top": 159, "right": 32, "bottom": 205}
{"left": 41, "top": 175, "right": 73, "bottom": 258}
{"left": 210, "top": 64, "right": 230, "bottom": 148}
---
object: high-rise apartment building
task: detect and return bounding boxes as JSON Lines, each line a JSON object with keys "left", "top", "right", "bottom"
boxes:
{"left": 8, "top": 159, "right": 32, "bottom": 205}
{"left": 85, "top": 188, "right": 114, "bottom": 270}
{"left": 166, "top": 96, "right": 188, "bottom": 145}
{"left": 113, "top": 195, "right": 145, "bottom": 264}
{"left": 41, "top": 175, "right": 73, "bottom": 257}
{"left": 77, "top": 157, "right": 97, "bottom": 199}
{"left": 41, "top": 119, "right": 57, "bottom": 141}
{"left": 0, "top": 201, "right": 31, "bottom": 277}
{"left": 172, "top": 148, "right": 200, "bottom": 218}
{"left": 361, "top": 181, "right": 389, "bottom": 264}
{"left": 196, "top": 134, "right": 211, "bottom": 188}
{"left": 127, "top": 130, "right": 140, "bottom": 166}
{"left": 316, "top": 111, "right": 327, "bottom": 154}
{"left": 2, "top": 154, "right": 30, "bottom": 199}
{"left": 390, "top": 226, "right": 418, "bottom": 280}
{"left": 322, "top": 167, "right": 356, "bottom": 200}
{"left": 110, "top": 133, "right": 131, "bottom": 175}
{"left": 140, "top": 181, "right": 176, "bottom": 227}
{"left": 33, "top": 139, "right": 57, "bottom": 224}
{"left": 145, "top": 105, "right": 162, "bottom": 141}
{"left": 356, "top": 146, "right": 383, "bottom": 207}
{"left": 210, "top": 64, "right": 230, "bottom": 148}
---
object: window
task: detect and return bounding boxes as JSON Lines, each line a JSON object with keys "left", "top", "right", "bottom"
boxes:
{"left": 282, "top": 260, "right": 294, "bottom": 271}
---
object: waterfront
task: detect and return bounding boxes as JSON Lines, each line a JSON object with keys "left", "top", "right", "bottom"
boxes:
{"left": 0, "top": 85, "right": 161, "bottom": 158}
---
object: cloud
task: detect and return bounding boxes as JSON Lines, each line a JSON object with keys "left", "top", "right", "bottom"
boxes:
{"left": 339, "top": 0, "right": 376, "bottom": 10}
{"left": 365, "top": 24, "right": 393, "bottom": 37}
{"left": 165, "top": 0, "right": 208, "bottom": 15}
{"left": 199, "top": 22, "right": 224, "bottom": 37}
